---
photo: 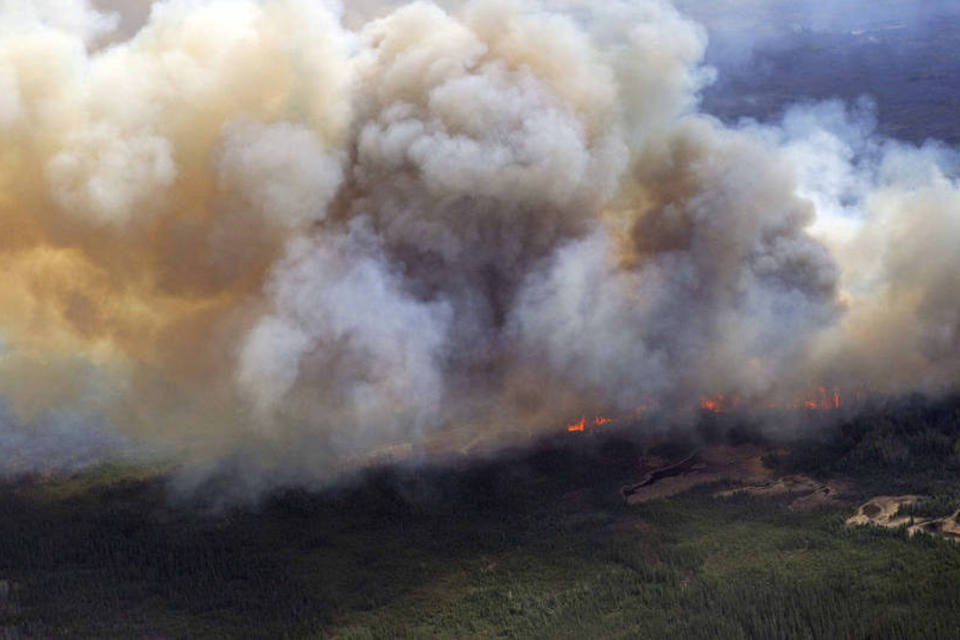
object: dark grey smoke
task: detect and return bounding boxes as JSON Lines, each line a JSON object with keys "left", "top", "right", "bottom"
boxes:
{"left": 0, "top": 0, "right": 957, "bottom": 497}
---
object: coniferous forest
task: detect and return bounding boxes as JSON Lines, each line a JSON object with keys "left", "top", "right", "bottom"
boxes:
{"left": 1, "top": 397, "right": 959, "bottom": 638}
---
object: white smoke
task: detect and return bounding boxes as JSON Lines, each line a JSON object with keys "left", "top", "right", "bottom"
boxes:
{"left": 238, "top": 222, "right": 452, "bottom": 450}
{"left": 0, "top": 0, "right": 957, "bottom": 494}
{"left": 217, "top": 119, "right": 344, "bottom": 229}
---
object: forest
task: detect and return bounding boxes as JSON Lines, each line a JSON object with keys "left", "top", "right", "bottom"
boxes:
{"left": 0, "top": 396, "right": 958, "bottom": 638}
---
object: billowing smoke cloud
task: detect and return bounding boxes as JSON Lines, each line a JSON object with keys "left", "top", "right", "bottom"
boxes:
{"left": 0, "top": 0, "right": 958, "bottom": 493}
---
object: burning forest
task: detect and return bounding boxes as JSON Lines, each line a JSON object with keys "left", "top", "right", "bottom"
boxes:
{"left": 0, "top": 0, "right": 958, "bottom": 498}
{"left": 2, "top": 1, "right": 960, "bottom": 637}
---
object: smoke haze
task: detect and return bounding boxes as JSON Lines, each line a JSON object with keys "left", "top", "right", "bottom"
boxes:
{"left": 0, "top": 0, "right": 958, "bottom": 493}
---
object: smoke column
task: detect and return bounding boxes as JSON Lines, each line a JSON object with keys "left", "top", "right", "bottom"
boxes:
{"left": 0, "top": 0, "right": 957, "bottom": 492}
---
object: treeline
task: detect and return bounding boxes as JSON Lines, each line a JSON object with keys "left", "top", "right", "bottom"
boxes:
{"left": 0, "top": 404, "right": 959, "bottom": 637}
{"left": 780, "top": 393, "right": 960, "bottom": 498}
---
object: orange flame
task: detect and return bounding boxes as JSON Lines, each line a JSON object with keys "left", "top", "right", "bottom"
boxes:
{"left": 700, "top": 394, "right": 724, "bottom": 413}
{"left": 566, "top": 415, "right": 615, "bottom": 432}
{"left": 566, "top": 386, "right": 847, "bottom": 432}
{"left": 699, "top": 387, "right": 842, "bottom": 414}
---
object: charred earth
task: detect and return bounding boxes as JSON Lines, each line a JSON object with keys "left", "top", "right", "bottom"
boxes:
{"left": 1, "top": 395, "right": 960, "bottom": 638}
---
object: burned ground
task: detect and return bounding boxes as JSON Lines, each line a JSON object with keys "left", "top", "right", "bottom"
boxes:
{"left": 1, "top": 398, "right": 960, "bottom": 638}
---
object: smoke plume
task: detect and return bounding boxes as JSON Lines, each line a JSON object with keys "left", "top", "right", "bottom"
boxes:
{"left": 0, "top": 0, "right": 958, "bottom": 492}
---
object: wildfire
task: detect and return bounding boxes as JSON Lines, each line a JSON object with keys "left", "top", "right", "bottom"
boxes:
{"left": 566, "top": 416, "right": 615, "bottom": 432}
{"left": 567, "top": 386, "right": 847, "bottom": 432}
{"left": 700, "top": 397, "right": 720, "bottom": 412}
{"left": 698, "top": 387, "right": 843, "bottom": 414}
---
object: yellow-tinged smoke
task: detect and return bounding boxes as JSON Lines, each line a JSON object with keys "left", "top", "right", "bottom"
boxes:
{"left": 0, "top": 0, "right": 957, "bottom": 492}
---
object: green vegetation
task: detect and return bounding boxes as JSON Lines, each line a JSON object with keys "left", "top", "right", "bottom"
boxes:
{"left": 1, "top": 404, "right": 960, "bottom": 638}
{"left": 898, "top": 495, "right": 960, "bottom": 520}
{"left": 781, "top": 394, "right": 960, "bottom": 497}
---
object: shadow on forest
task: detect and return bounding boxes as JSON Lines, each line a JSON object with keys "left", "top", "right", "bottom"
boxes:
{"left": 2, "top": 394, "right": 960, "bottom": 637}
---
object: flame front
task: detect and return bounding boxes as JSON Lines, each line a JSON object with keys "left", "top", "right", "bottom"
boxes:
{"left": 566, "top": 415, "right": 615, "bottom": 432}
{"left": 698, "top": 387, "right": 843, "bottom": 414}
{"left": 567, "top": 387, "right": 847, "bottom": 432}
